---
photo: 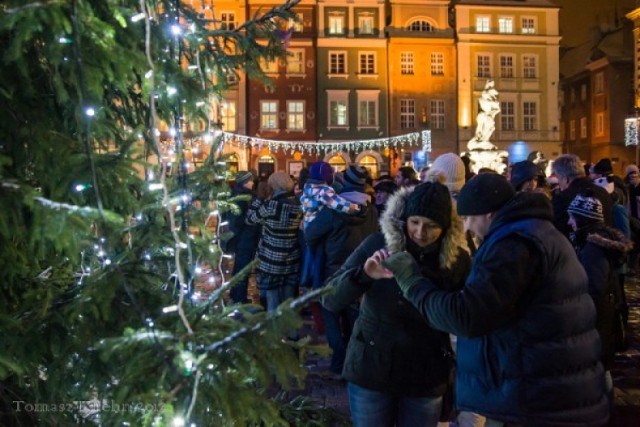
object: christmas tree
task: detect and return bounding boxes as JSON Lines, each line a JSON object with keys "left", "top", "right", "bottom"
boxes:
{"left": 0, "top": 1, "right": 340, "bottom": 425}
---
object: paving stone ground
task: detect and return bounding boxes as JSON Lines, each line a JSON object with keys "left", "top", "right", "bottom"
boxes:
{"left": 296, "top": 276, "right": 640, "bottom": 426}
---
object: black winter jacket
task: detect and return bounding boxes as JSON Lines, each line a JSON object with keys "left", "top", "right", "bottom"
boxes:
{"left": 398, "top": 192, "right": 609, "bottom": 426}
{"left": 322, "top": 186, "right": 471, "bottom": 397}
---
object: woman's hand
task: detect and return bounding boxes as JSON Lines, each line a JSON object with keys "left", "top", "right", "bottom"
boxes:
{"left": 364, "top": 249, "right": 394, "bottom": 280}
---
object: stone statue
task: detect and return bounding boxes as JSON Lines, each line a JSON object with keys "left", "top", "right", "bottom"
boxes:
{"left": 463, "top": 80, "right": 509, "bottom": 173}
{"left": 468, "top": 80, "right": 500, "bottom": 151}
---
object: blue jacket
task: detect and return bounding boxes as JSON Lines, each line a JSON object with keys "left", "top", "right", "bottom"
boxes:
{"left": 399, "top": 192, "right": 609, "bottom": 425}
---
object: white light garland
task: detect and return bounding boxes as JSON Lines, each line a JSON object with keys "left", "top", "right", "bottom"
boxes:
{"left": 218, "top": 131, "right": 421, "bottom": 154}
{"left": 625, "top": 117, "right": 639, "bottom": 146}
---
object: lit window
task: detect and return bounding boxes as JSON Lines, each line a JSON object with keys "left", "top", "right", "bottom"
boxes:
{"left": 287, "top": 101, "right": 305, "bottom": 131}
{"left": 359, "top": 52, "right": 376, "bottom": 75}
{"left": 500, "top": 101, "right": 514, "bottom": 130}
{"left": 476, "top": 16, "right": 490, "bottom": 33}
{"left": 570, "top": 120, "right": 576, "bottom": 140}
{"left": 329, "top": 14, "right": 345, "bottom": 35}
{"left": 522, "top": 17, "right": 536, "bottom": 34}
{"left": 329, "top": 52, "right": 347, "bottom": 74}
{"left": 357, "top": 91, "right": 379, "bottom": 127}
{"left": 477, "top": 55, "right": 491, "bottom": 77}
{"left": 498, "top": 17, "right": 513, "bottom": 33}
{"left": 260, "top": 101, "right": 278, "bottom": 129}
{"left": 328, "top": 90, "right": 349, "bottom": 127}
{"left": 430, "top": 100, "right": 445, "bottom": 130}
{"left": 359, "top": 14, "right": 374, "bottom": 35}
{"left": 595, "top": 72, "right": 604, "bottom": 93}
{"left": 220, "top": 100, "right": 236, "bottom": 132}
{"left": 408, "top": 20, "right": 434, "bottom": 32}
{"left": 401, "top": 52, "right": 414, "bottom": 75}
{"left": 400, "top": 99, "right": 415, "bottom": 129}
{"left": 261, "top": 58, "right": 278, "bottom": 74}
{"left": 431, "top": 53, "right": 444, "bottom": 75}
{"left": 596, "top": 113, "right": 605, "bottom": 136}
{"left": 523, "top": 55, "right": 537, "bottom": 79}
{"left": 500, "top": 55, "right": 514, "bottom": 78}
{"left": 580, "top": 117, "right": 588, "bottom": 139}
{"left": 286, "top": 49, "right": 304, "bottom": 74}
{"left": 523, "top": 102, "right": 537, "bottom": 131}
{"left": 289, "top": 13, "right": 304, "bottom": 32}
{"left": 358, "top": 155, "right": 379, "bottom": 179}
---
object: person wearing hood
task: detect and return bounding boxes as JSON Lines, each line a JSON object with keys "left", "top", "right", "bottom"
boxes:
{"left": 305, "top": 165, "right": 379, "bottom": 378}
{"left": 322, "top": 177, "right": 471, "bottom": 426}
{"left": 568, "top": 192, "right": 633, "bottom": 407}
{"left": 379, "top": 174, "right": 609, "bottom": 426}
{"left": 227, "top": 171, "right": 261, "bottom": 304}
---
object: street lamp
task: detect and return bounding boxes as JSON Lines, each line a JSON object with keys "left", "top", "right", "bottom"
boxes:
{"left": 624, "top": 109, "right": 640, "bottom": 165}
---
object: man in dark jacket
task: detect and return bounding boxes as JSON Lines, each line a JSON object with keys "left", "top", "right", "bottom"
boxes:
{"left": 227, "top": 171, "right": 260, "bottom": 304}
{"left": 305, "top": 165, "right": 379, "bottom": 376}
{"left": 380, "top": 174, "right": 609, "bottom": 426}
{"left": 551, "top": 154, "right": 612, "bottom": 239}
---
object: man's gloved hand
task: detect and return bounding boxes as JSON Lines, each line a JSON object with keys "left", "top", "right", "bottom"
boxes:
{"left": 381, "top": 251, "right": 423, "bottom": 292}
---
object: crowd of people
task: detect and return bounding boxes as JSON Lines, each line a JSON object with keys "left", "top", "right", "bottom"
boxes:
{"left": 224, "top": 152, "right": 637, "bottom": 427}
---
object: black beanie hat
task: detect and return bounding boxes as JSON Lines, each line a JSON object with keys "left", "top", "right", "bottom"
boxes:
{"left": 593, "top": 158, "right": 613, "bottom": 175}
{"left": 510, "top": 160, "right": 539, "bottom": 190}
{"left": 457, "top": 174, "right": 515, "bottom": 216}
{"left": 402, "top": 182, "right": 452, "bottom": 229}
{"left": 343, "top": 165, "right": 367, "bottom": 190}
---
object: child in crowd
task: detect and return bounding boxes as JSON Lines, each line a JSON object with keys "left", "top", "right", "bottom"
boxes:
{"left": 300, "top": 161, "right": 360, "bottom": 228}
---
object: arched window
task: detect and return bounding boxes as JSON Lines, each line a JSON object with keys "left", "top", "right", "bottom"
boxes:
{"left": 328, "top": 154, "right": 347, "bottom": 173}
{"left": 358, "top": 155, "right": 379, "bottom": 179}
{"left": 407, "top": 19, "right": 435, "bottom": 32}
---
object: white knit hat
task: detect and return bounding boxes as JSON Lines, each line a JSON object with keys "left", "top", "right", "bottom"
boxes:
{"left": 429, "top": 153, "right": 465, "bottom": 193}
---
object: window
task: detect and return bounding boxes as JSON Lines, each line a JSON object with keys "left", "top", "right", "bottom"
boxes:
{"left": 260, "top": 101, "right": 278, "bottom": 130}
{"left": 359, "top": 52, "right": 376, "bottom": 75}
{"left": 329, "top": 14, "right": 345, "bottom": 35}
{"left": 523, "top": 55, "right": 537, "bottom": 79}
{"left": 358, "top": 155, "right": 379, "bottom": 179}
{"left": 581, "top": 84, "right": 587, "bottom": 101}
{"left": 401, "top": 52, "right": 414, "bottom": 75}
{"left": 220, "top": 100, "right": 236, "bottom": 132}
{"left": 498, "top": 17, "right": 513, "bottom": 33}
{"left": 500, "top": 55, "right": 514, "bottom": 78}
{"left": 261, "top": 58, "right": 278, "bottom": 74}
{"left": 328, "top": 90, "right": 349, "bottom": 127}
{"left": 408, "top": 19, "right": 434, "bottom": 32}
{"left": 287, "top": 101, "right": 305, "bottom": 131}
{"left": 400, "top": 99, "right": 415, "bottom": 129}
{"left": 220, "top": 12, "right": 236, "bottom": 30}
{"left": 580, "top": 117, "right": 587, "bottom": 139}
{"left": 596, "top": 113, "right": 605, "bottom": 136}
{"left": 523, "top": 101, "right": 536, "bottom": 131}
{"left": 477, "top": 55, "right": 491, "bottom": 78}
{"left": 286, "top": 49, "right": 304, "bottom": 74}
{"left": 570, "top": 88, "right": 576, "bottom": 104}
{"left": 522, "top": 17, "right": 536, "bottom": 34}
{"left": 431, "top": 53, "right": 444, "bottom": 75}
{"left": 500, "top": 101, "right": 514, "bottom": 130}
{"left": 595, "top": 72, "right": 604, "bottom": 93}
{"left": 430, "top": 100, "right": 445, "bottom": 130}
{"left": 357, "top": 90, "right": 379, "bottom": 128}
{"left": 570, "top": 120, "right": 576, "bottom": 140}
{"left": 358, "top": 14, "right": 374, "bottom": 35}
{"left": 476, "top": 16, "right": 490, "bottom": 33}
{"left": 329, "top": 52, "right": 347, "bottom": 74}
{"left": 289, "top": 13, "right": 304, "bottom": 32}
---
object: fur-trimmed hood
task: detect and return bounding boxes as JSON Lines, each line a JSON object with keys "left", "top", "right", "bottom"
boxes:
{"left": 586, "top": 226, "right": 634, "bottom": 255}
{"left": 380, "top": 178, "right": 469, "bottom": 270}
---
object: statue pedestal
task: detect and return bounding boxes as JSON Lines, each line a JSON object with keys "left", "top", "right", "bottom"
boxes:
{"left": 463, "top": 148, "right": 509, "bottom": 175}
